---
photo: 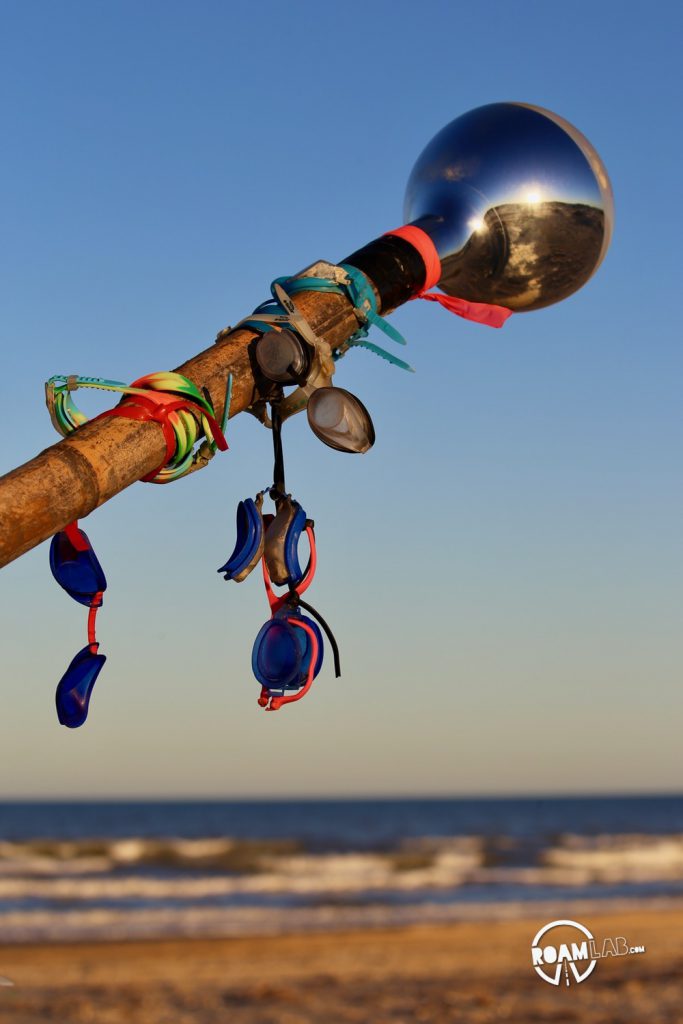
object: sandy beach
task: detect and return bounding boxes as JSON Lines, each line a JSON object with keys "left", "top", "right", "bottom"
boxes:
{"left": 0, "top": 905, "right": 680, "bottom": 1023}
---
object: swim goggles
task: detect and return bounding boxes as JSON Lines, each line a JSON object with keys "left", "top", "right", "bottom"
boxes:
{"left": 49, "top": 522, "right": 107, "bottom": 728}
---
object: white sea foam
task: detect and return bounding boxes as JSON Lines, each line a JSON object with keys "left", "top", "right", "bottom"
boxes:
{"left": 0, "top": 832, "right": 682, "bottom": 944}
{"left": 0, "top": 847, "right": 481, "bottom": 901}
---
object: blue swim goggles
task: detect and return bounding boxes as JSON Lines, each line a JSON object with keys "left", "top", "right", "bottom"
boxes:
{"left": 219, "top": 496, "right": 340, "bottom": 710}
{"left": 49, "top": 522, "right": 107, "bottom": 728}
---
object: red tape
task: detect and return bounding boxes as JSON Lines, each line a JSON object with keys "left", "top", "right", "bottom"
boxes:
{"left": 385, "top": 225, "right": 441, "bottom": 290}
{"left": 384, "top": 225, "right": 513, "bottom": 329}
{"left": 418, "top": 291, "right": 513, "bottom": 328}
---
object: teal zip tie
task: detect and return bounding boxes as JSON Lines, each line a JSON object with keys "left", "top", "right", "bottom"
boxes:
{"left": 233, "top": 264, "right": 415, "bottom": 372}
{"left": 272, "top": 267, "right": 414, "bottom": 372}
{"left": 346, "top": 340, "right": 415, "bottom": 373}
{"left": 337, "top": 264, "right": 408, "bottom": 347}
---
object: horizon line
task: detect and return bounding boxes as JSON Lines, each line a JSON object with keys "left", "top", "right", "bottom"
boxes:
{"left": 0, "top": 789, "right": 681, "bottom": 803}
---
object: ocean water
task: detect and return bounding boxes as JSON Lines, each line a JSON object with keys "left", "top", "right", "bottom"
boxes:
{"left": 0, "top": 795, "right": 681, "bottom": 942}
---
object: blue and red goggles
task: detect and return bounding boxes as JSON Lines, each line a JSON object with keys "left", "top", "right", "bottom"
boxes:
{"left": 49, "top": 522, "right": 106, "bottom": 728}
{"left": 217, "top": 491, "right": 309, "bottom": 587}
{"left": 252, "top": 526, "right": 340, "bottom": 711}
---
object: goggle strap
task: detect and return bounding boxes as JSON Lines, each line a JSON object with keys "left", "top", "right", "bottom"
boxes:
{"left": 270, "top": 402, "right": 286, "bottom": 498}
{"left": 262, "top": 525, "right": 317, "bottom": 611}
{"left": 296, "top": 597, "right": 341, "bottom": 678}
{"left": 63, "top": 521, "right": 90, "bottom": 553}
{"left": 87, "top": 598, "right": 102, "bottom": 650}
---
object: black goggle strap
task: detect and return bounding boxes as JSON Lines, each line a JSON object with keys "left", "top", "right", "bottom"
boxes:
{"left": 270, "top": 399, "right": 286, "bottom": 501}
{"left": 296, "top": 597, "right": 341, "bottom": 679}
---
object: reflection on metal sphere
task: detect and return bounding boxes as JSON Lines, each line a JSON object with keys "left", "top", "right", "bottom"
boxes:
{"left": 404, "top": 102, "right": 614, "bottom": 312}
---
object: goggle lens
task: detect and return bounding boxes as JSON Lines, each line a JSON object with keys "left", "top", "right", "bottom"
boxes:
{"left": 55, "top": 645, "right": 106, "bottom": 728}
{"left": 49, "top": 529, "right": 107, "bottom": 606}
{"left": 252, "top": 619, "right": 302, "bottom": 689}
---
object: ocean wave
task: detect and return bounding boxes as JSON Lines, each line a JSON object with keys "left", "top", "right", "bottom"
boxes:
{"left": 1, "top": 834, "right": 683, "bottom": 887}
{"left": 0, "top": 895, "right": 682, "bottom": 944}
{"left": 1, "top": 831, "right": 683, "bottom": 943}
{"left": 0, "top": 847, "right": 482, "bottom": 900}
{"left": 0, "top": 837, "right": 304, "bottom": 874}
{"left": 542, "top": 834, "right": 683, "bottom": 882}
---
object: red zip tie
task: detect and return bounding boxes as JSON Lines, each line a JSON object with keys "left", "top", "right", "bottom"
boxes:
{"left": 385, "top": 225, "right": 513, "bottom": 329}
{"left": 95, "top": 390, "right": 227, "bottom": 482}
{"left": 127, "top": 377, "right": 229, "bottom": 456}
{"left": 98, "top": 395, "right": 184, "bottom": 481}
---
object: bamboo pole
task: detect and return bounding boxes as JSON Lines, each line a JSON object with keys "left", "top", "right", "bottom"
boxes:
{"left": 0, "top": 283, "right": 365, "bottom": 569}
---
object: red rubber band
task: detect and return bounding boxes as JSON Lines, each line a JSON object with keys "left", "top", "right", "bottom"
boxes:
{"left": 384, "top": 225, "right": 441, "bottom": 291}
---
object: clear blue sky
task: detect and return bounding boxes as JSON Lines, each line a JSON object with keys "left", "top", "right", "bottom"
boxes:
{"left": 0, "top": 0, "right": 680, "bottom": 797}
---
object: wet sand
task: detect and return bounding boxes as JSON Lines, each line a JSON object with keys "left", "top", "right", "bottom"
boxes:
{"left": 0, "top": 906, "right": 680, "bottom": 1023}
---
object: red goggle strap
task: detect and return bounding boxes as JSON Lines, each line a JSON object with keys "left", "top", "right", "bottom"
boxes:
{"left": 384, "top": 225, "right": 513, "bottom": 328}
{"left": 63, "top": 520, "right": 90, "bottom": 553}
{"left": 87, "top": 595, "right": 103, "bottom": 653}
{"left": 60, "top": 523, "right": 103, "bottom": 652}
{"left": 262, "top": 525, "right": 317, "bottom": 612}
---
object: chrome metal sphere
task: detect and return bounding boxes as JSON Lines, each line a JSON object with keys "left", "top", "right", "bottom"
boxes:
{"left": 404, "top": 102, "right": 613, "bottom": 311}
